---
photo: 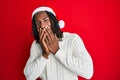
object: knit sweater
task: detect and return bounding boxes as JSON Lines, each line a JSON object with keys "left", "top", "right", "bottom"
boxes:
{"left": 24, "top": 32, "right": 93, "bottom": 80}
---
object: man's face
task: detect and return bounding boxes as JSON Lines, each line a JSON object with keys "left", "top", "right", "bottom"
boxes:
{"left": 35, "top": 11, "right": 51, "bottom": 32}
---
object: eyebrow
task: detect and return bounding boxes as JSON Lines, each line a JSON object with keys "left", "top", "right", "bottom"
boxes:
{"left": 42, "top": 17, "right": 49, "bottom": 20}
{"left": 35, "top": 16, "right": 49, "bottom": 22}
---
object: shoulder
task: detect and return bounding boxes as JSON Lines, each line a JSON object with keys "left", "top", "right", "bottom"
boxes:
{"left": 63, "top": 32, "right": 84, "bottom": 44}
{"left": 30, "top": 40, "right": 41, "bottom": 52}
{"left": 63, "top": 32, "right": 81, "bottom": 40}
{"left": 31, "top": 40, "right": 37, "bottom": 48}
{"left": 30, "top": 40, "right": 42, "bottom": 56}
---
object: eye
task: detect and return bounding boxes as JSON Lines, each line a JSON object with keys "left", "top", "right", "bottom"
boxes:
{"left": 44, "top": 18, "right": 49, "bottom": 22}
{"left": 35, "top": 22, "right": 41, "bottom": 26}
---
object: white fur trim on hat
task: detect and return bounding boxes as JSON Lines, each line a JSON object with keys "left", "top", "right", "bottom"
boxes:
{"left": 32, "top": 6, "right": 56, "bottom": 17}
{"left": 32, "top": 6, "right": 65, "bottom": 28}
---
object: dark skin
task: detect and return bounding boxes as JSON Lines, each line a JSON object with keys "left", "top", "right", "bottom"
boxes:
{"left": 35, "top": 11, "right": 59, "bottom": 59}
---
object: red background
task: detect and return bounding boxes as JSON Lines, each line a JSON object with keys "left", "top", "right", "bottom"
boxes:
{"left": 0, "top": 0, "right": 120, "bottom": 80}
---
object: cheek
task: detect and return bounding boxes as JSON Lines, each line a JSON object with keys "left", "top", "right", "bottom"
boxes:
{"left": 36, "top": 27, "right": 40, "bottom": 32}
{"left": 47, "top": 22, "right": 51, "bottom": 27}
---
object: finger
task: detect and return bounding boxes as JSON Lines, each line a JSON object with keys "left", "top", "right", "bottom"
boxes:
{"left": 45, "top": 36, "right": 49, "bottom": 47}
{"left": 42, "top": 36, "right": 49, "bottom": 53}
{"left": 39, "top": 26, "right": 45, "bottom": 36}
{"left": 41, "top": 32, "right": 47, "bottom": 46}
{"left": 40, "top": 29, "right": 45, "bottom": 40}
{"left": 44, "top": 28, "right": 51, "bottom": 42}
{"left": 46, "top": 27, "right": 54, "bottom": 39}
{"left": 42, "top": 33, "right": 47, "bottom": 42}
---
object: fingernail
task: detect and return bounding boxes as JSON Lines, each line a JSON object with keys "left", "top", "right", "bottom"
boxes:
{"left": 45, "top": 26, "right": 47, "bottom": 29}
{"left": 48, "top": 27, "right": 50, "bottom": 29}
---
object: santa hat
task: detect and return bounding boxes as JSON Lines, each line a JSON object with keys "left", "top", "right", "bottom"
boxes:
{"left": 32, "top": 6, "right": 65, "bottom": 28}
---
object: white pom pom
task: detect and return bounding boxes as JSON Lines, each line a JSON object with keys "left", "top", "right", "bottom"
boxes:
{"left": 58, "top": 20, "right": 65, "bottom": 28}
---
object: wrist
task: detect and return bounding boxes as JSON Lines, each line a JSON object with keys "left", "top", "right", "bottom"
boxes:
{"left": 43, "top": 53, "right": 49, "bottom": 59}
{"left": 53, "top": 47, "right": 59, "bottom": 55}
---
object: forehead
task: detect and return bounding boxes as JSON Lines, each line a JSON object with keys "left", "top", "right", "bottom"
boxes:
{"left": 35, "top": 11, "right": 49, "bottom": 20}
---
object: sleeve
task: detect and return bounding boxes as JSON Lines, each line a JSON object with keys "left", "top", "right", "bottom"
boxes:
{"left": 55, "top": 34, "right": 94, "bottom": 79}
{"left": 24, "top": 41, "right": 48, "bottom": 80}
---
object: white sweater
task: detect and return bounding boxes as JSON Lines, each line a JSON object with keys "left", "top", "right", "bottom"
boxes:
{"left": 24, "top": 32, "right": 93, "bottom": 80}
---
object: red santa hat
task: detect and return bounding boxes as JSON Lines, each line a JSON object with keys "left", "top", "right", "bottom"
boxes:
{"left": 32, "top": 6, "right": 65, "bottom": 28}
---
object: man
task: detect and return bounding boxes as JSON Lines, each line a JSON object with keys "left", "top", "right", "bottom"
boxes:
{"left": 24, "top": 6, "right": 93, "bottom": 80}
